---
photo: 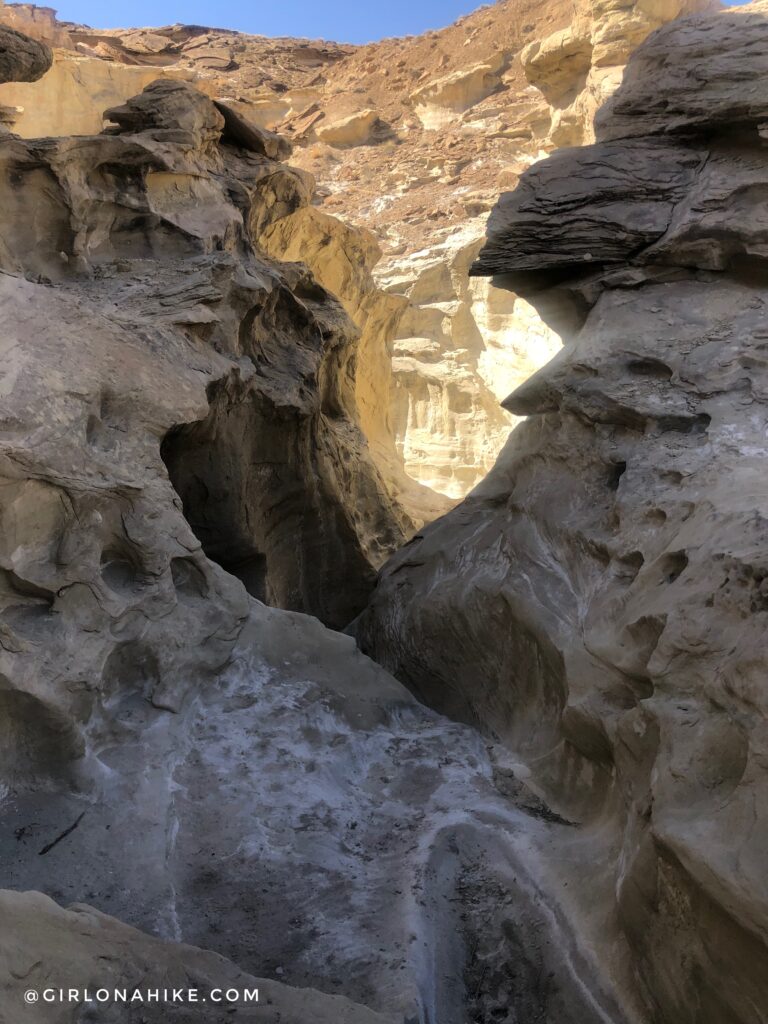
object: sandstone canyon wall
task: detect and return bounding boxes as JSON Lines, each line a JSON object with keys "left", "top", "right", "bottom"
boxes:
{"left": 0, "top": 36, "right": 633, "bottom": 1024}
{"left": 0, "top": 0, "right": 709, "bottom": 518}
{"left": 359, "top": 4, "right": 768, "bottom": 1022}
{"left": 1, "top": 3, "right": 767, "bottom": 1024}
{"left": 3, "top": 73, "right": 424, "bottom": 628}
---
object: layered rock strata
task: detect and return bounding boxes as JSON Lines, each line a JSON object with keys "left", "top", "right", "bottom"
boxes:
{"left": 358, "top": 5, "right": 768, "bottom": 1021}
{"left": 258, "top": 204, "right": 453, "bottom": 524}
{"left": 0, "top": 75, "right": 414, "bottom": 629}
{"left": 0, "top": 0, "right": 709, "bottom": 511}
{"left": 269, "top": 0, "right": 710, "bottom": 499}
{"left": 0, "top": 76, "right": 410, "bottom": 629}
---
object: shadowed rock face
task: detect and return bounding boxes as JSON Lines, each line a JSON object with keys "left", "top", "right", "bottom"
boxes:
{"left": 0, "top": 22, "right": 50, "bottom": 84}
{"left": 358, "top": 4, "right": 768, "bottom": 1021}
{"left": 159, "top": 293, "right": 403, "bottom": 627}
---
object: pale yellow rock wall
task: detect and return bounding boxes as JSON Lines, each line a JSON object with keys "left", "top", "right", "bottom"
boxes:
{"left": 372, "top": 0, "right": 709, "bottom": 503}
{"left": 259, "top": 205, "right": 452, "bottom": 526}
{"left": 521, "top": 0, "right": 714, "bottom": 149}
{"left": 0, "top": 50, "right": 192, "bottom": 136}
{"left": 378, "top": 228, "right": 560, "bottom": 498}
{"left": 0, "top": 2, "right": 72, "bottom": 48}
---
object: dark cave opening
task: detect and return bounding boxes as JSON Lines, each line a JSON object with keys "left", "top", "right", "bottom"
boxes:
{"left": 160, "top": 415, "right": 271, "bottom": 606}
{"left": 216, "top": 553, "right": 268, "bottom": 604}
{"left": 159, "top": 373, "right": 378, "bottom": 629}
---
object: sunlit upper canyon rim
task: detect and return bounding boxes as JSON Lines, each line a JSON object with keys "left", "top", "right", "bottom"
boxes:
{"left": 0, "top": 0, "right": 766, "bottom": 1021}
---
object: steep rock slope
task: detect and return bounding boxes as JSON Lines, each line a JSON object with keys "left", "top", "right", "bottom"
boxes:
{"left": 258, "top": 202, "right": 453, "bottom": 524}
{"left": 359, "top": 5, "right": 768, "bottom": 1022}
{"left": 0, "top": 0, "right": 708, "bottom": 511}
{"left": 269, "top": 0, "right": 709, "bottom": 498}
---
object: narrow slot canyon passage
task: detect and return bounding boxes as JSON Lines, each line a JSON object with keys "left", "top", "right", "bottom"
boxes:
{"left": 161, "top": 417, "right": 271, "bottom": 607}
{"left": 159, "top": 372, "right": 381, "bottom": 630}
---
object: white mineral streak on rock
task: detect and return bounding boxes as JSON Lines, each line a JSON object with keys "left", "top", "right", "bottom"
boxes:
{"left": 0, "top": 65, "right": 627, "bottom": 1022}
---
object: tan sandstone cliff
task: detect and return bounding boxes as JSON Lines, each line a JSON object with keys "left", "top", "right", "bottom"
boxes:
{"left": 0, "top": 0, "right": 709, "bottom": 519}
{"left": 358, "top": 4, "right": 768, "bottom": 1022}
{"left": 1, "top": 73, "right": 413, "bottom": 628}
{"left": 1, "top": 3, "right": 767, "bottom": 1021}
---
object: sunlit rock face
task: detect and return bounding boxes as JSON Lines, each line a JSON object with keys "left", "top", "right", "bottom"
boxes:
{"left": 0, "top": 0, "right": 710, "bottom": 516}
{"left": 378, "top": 228, "right": 561, "bottom": 498}
{"left": 261, "top": 208, "right": 555, "bottom": 505}
{"left": 358, "top": 5, "right": 768, "bottom": 1022}
{"left": 0, "top": 12, "right": 50, "bottom": 130}
{"left": 258, "top": 204, "right": 453, "bottom": 527}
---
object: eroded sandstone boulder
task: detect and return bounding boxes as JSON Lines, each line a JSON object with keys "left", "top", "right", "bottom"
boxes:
{"left": 358, "top": 5, "right": 768, "bottom": 1021}
{"left": 410, "top": 54, "right": 509, "bottom": 130}
{"left": 0, "top": 22, "right": 50, "bottom": 84}
{"left": 315, "top": 108, "right": 383, "bottom": 147}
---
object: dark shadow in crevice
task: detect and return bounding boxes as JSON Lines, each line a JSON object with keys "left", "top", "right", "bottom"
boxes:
{"left": 160, "top": 414, "right": 271, "bottom": 607}
{"left": 217, "top": 553, "right": 268, "bottom": 604}
{"left": 159, "top": 372, "right": 378, "bottom": 629}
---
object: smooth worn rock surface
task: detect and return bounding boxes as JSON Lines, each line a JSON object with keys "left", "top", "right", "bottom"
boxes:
{"left": 259, "top": 204, "right": 454, "bottom": 525}
{"left": 0, "top": 77, "right": 410, "bottom": 630}
{"left": 0, "top": 612, "right": 628, "bottom": 1024}
{"left": 0, "top": 890, "right": 398, "bottom": 1023}
{"left": 2, "top": 4, "right": 766, "bottom": 1023}
{"left": 359, "top": 5, "right": 768, "bottom": 1022}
